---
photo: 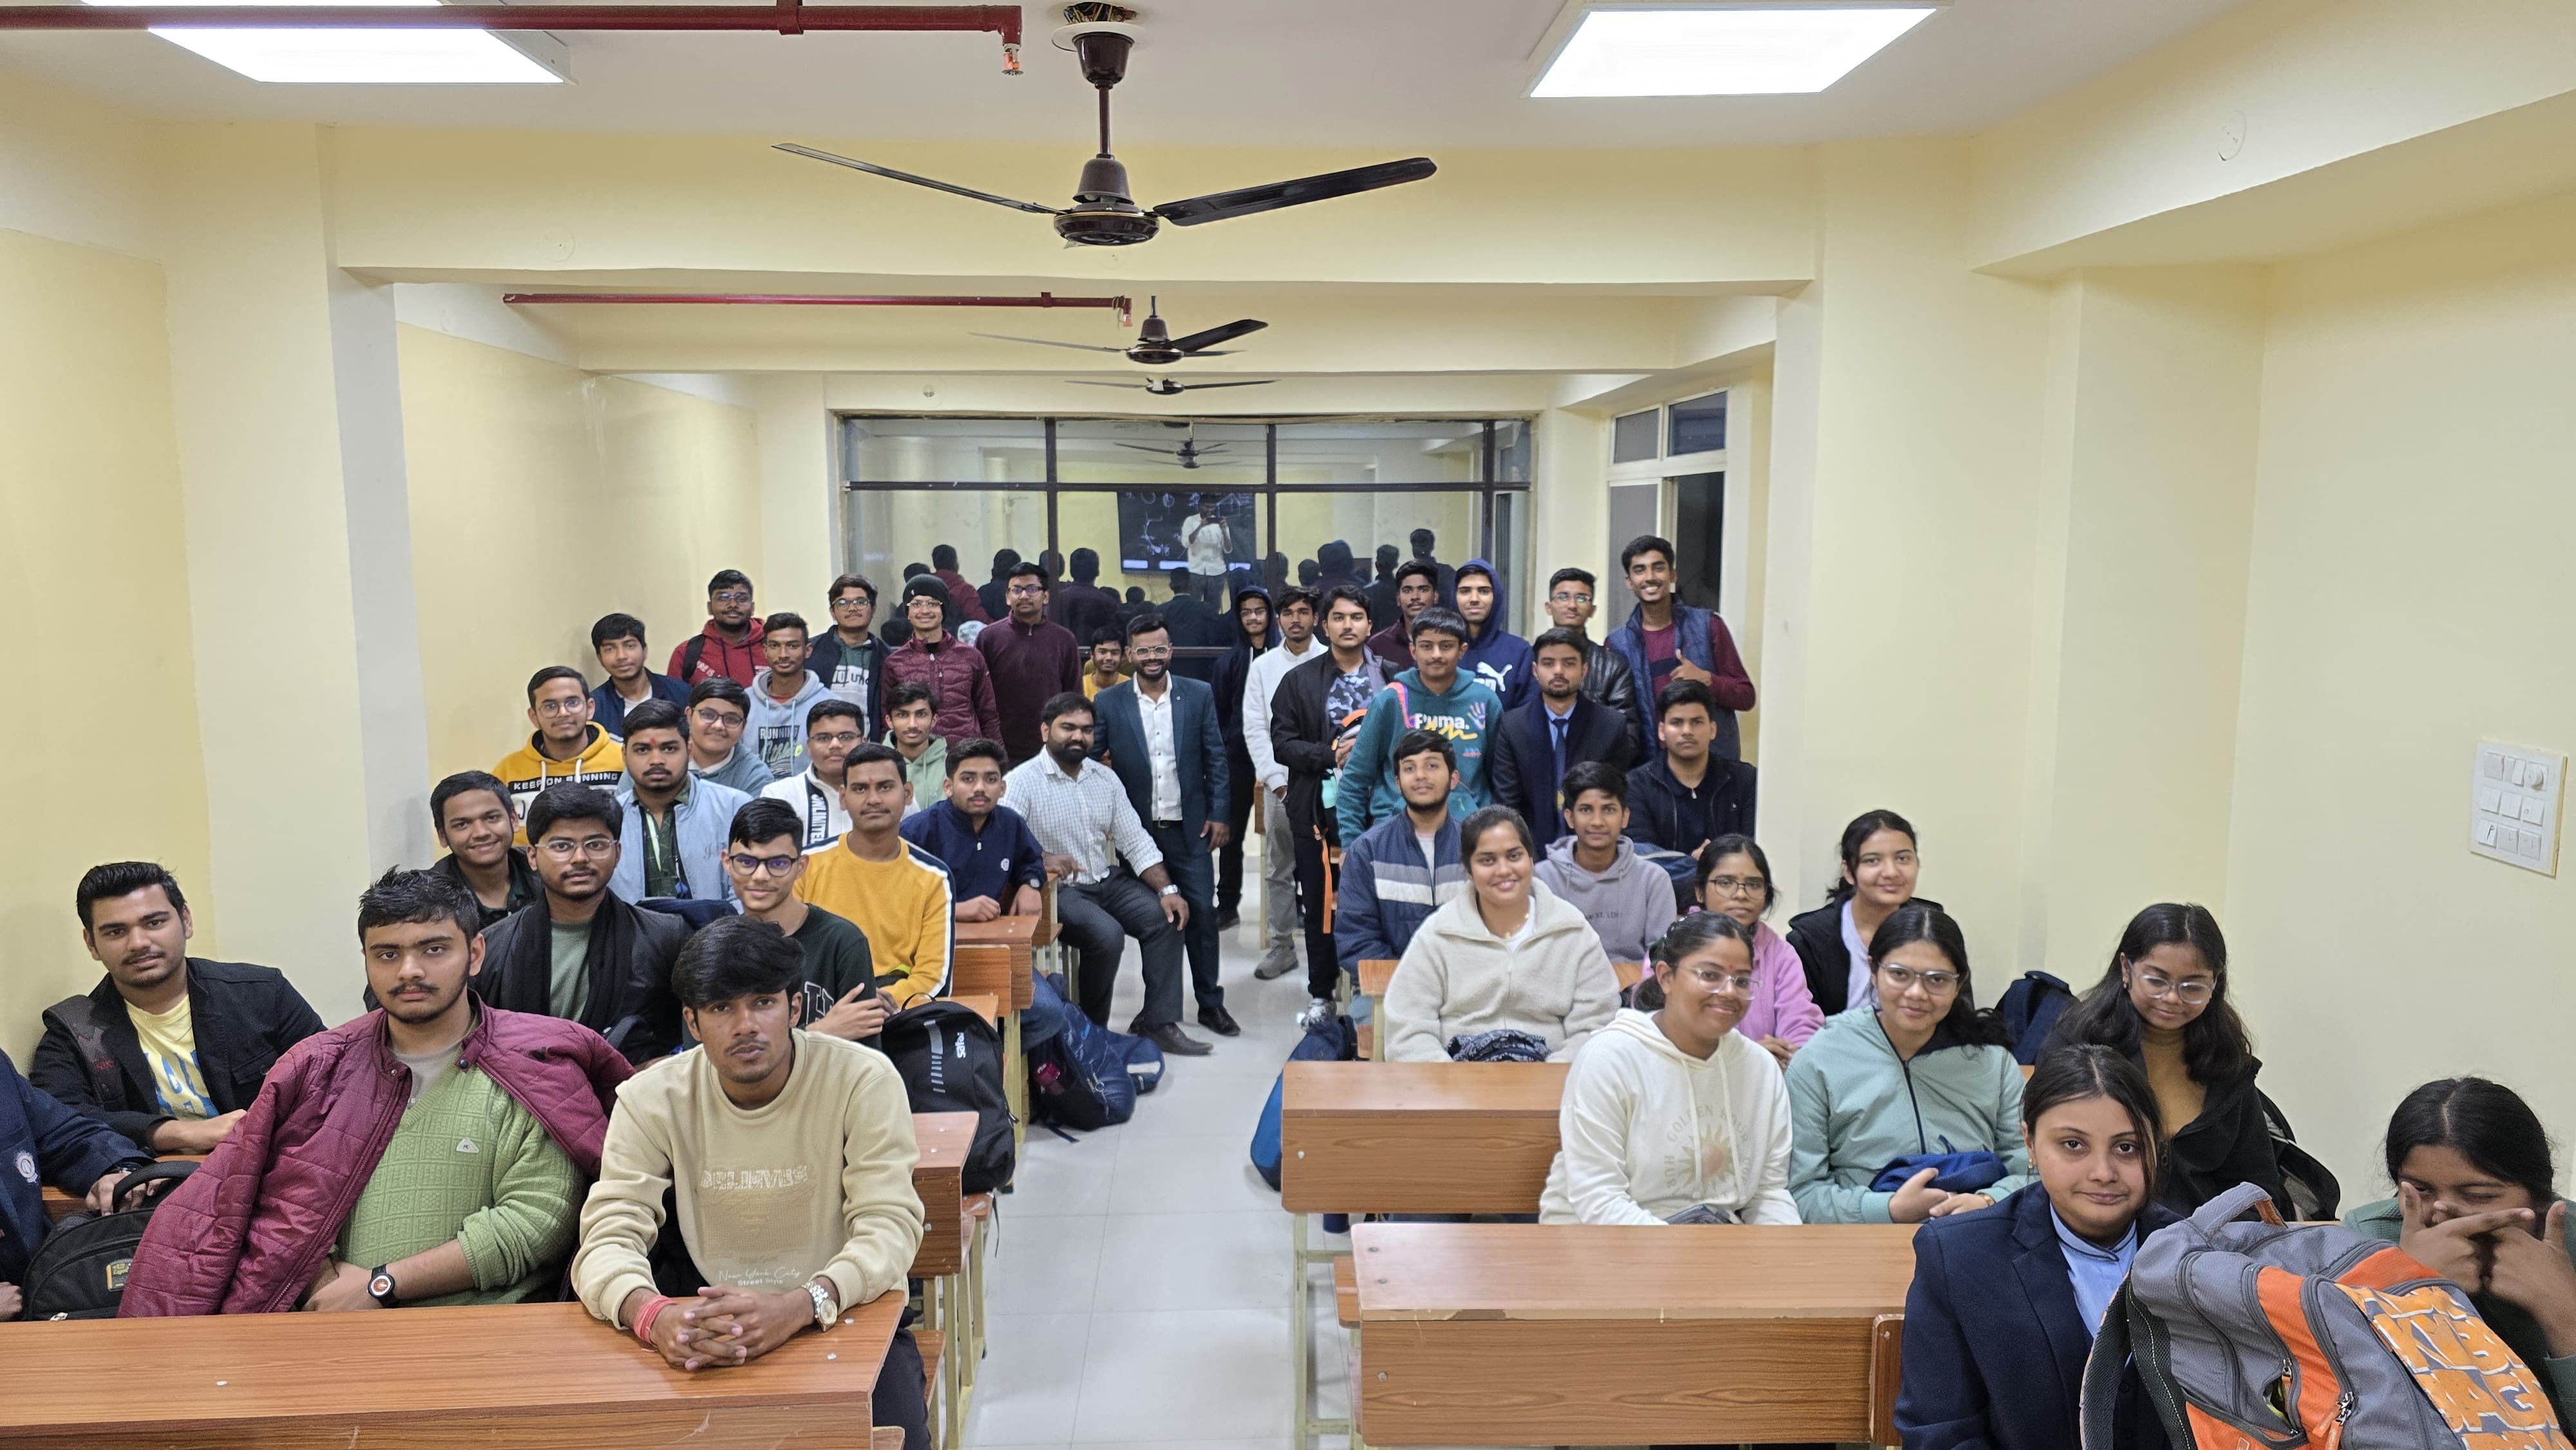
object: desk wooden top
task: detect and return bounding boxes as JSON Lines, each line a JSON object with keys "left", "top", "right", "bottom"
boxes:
{"left": 0, "top": 1294, "right": 902, "bottom": 1440}
{"left": 1283, "top": 1060, "right": 1567, "bottom": 1115}
{"left": 1350, "top": 1222, "right": 1918, "bottom": 1322}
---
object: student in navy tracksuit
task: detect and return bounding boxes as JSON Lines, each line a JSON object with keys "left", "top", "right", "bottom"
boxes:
{"left": 1, "top": 1050, "right": 156, "bottom": 1316}
{"left": 1897, "top": 1044, "right": 2181, "bottom": 1450}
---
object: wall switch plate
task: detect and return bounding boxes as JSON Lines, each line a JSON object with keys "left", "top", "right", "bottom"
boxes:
{"left": 2471, "top": 740, "right": 2564, "bottom": 876}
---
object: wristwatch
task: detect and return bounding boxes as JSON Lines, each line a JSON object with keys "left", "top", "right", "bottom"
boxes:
{"left": 804, "top": 1280, "right": 840, "bottom": 1329}
{"left": 1157, "top": 883, "right": 1179, "bottom": 897}
{"left": 366, "top": 1266, "right": 400, "bottom": 1310}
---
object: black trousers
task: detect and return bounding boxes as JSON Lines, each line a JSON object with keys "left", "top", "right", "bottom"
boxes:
{"left": 1291, "top": 813, "right": 1341, "bottom": 1001}
{"left": 1217, "top": 746, "right": 1255, "bottom": 916}
{"left": 875, "top": 1322, "right": 931, "bottom": 1450}
{"left": 1054, "top": 872, "right": 1184, "bottom": 1029}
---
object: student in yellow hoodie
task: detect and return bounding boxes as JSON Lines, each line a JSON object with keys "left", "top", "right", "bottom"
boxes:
{"left": 494, "top": 667, "right": 626, "bottom": 827}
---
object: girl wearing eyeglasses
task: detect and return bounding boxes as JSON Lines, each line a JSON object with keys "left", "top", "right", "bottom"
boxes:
{"left": 1785, "top": 904, "right": 2031, "bottom": 1223}
{"left": 1651, "top": 836, "right": 1822, "bottom": 1071}
{"left": 2044, "top": 903, "right": 2287, "bottom": 1216}
{"left": 1539, "top": 912, "right": 1797, "bottom": 1226}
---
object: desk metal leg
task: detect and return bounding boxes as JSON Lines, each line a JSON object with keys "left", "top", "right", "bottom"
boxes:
{"left": 1003, "top": 1010, "right": 1026, "bottom": 1157}
{"left": 1290, "top": 1212, "right": 1351, "bottom": 1446}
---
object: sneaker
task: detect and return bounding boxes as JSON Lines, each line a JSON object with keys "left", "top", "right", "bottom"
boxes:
{"left": 1252, "top": 951, "right": 1300, "bottom": 981}
{"left": 1295, "top": 997, "right": 1337, "bottom": 1032}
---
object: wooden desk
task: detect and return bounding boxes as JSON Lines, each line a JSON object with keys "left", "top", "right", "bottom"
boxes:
{"left": 1350, "top": 1221, "right": 1917, "bottom": 1445}
{"left": 953, "top": 915, "right": 1038, "bottom": 1012}
{"left": 0, "top": 1294, "right": 902, "bottom": 1448}
{"left": 954, "top": 914, "right": 1038, "bottom": 1159}
{"left": 1279, "top": 1060, "right": 1566, "bottom": 1216}
{"left": 909, "top": 1111, "right": 973, "bottom": 1279}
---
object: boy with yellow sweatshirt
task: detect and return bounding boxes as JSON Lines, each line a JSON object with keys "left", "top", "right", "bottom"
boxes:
{"left": 494, "top": 666, "right": 625, "bottom": 824}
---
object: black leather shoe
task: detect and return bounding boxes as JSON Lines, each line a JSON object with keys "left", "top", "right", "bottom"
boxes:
{"left": 1138, "top": 1022, "right": 1213, "bottom": 1057}
{"left": 1197, "top": 1004, "right": 1242, "bottom": 1037}
{"left": 1215, "top": 909, "right": 1242, "bottom": 932}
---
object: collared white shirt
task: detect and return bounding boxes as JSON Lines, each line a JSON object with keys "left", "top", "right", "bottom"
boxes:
{"left": 1182, "top": 516, "right": 1229, "bottom": 575}
{"left": 1842, "top": 898, "right": 1877, "bottom": 1010}
{"left": 1001, "top": 749, "right": 1165, "bottom": 885}
{"left": 1135, "top": 680, "right": 1183, "bottom": 822}
{"left": 1243, "top": 636, "right": 1320, "bottom": 791}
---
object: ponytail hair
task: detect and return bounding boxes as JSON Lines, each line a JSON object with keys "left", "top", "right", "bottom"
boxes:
{"left": 1867, "top": 903, "right": 2011, "bottom": 1049}
{"left": 1826, "top": 808, "right": 1917, "bottom": 905}
{"left": 2025, "top": 1043, "right": 2166, "bottom": 1200}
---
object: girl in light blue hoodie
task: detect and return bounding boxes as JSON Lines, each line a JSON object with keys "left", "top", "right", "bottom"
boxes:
{"left": 1784, "top": 903, "right": 2032, "bottom": 1223}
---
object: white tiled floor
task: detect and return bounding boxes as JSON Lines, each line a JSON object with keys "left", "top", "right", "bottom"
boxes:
{"left": 965, "top": 875, "right": 1348, "bottom": 1449}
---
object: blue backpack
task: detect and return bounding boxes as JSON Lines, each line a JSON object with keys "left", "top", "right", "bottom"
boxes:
{"left": 1250, "top": 1012, "right": 1358, "bottom": 1191}
{"left": 1995, "top": 969, "right": 2076, "bottom": 1064}
{"left": 1026, "top": 972, "right": 1137, "bottom": 1132}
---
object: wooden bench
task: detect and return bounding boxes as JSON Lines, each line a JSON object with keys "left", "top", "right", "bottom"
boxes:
{"left": 0, "top": 1293, "right": 904, "bottom": 1448}
{"left": 1352, "top": 959, "right": 1642, "bottom": 1060}
{"left": 1277, "top": 1059, "right": 1568, "bottom": 1443}
{"left": 1349, "top": 1221, "right": 1917, "bottom": 1446}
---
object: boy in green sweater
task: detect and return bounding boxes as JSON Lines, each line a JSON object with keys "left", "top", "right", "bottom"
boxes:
{"left": 303, "top": 871, "right": 583, "bottom": 1311}
{"left": 573, "top": 915, "right": 929, "bottom": 1448}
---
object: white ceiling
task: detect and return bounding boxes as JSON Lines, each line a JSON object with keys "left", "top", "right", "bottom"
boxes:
{"left": 1, "top": 0, "right": 2253, "bottom": 147}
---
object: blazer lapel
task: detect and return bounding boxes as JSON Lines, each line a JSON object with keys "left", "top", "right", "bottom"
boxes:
{"left": 2009, "top": 1191, "right": 2091, "bottom": 1428}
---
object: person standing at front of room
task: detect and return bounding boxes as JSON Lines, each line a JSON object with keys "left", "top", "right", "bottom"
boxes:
{"left": 1180, "top": 496, "right": 1233, "bottom": 608}
{"left": 1604, "top": 534, "right": 1755, "bottom": 764}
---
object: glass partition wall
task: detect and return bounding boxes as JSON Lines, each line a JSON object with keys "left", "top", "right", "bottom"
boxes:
{"left": 840, "top": 417, "right": 1533, "bottom": 645}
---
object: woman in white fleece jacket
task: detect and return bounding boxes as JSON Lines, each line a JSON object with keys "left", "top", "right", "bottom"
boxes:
{"left": 1539, "top": 912, "right": 1800, "bottom": 1225}
{"left": 1381, "top": 806, "right": 1623, "bottom": 1064}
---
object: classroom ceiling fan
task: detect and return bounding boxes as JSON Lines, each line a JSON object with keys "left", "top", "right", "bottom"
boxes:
{"left": 1066, "top": 376, "right": 1278, "bottom": 397}
{"left": 979, "top": 296, "right": 1263, "bottom": 366}
{"left": 1109, "top": 424, "right": 1233, "bottom": 469}
{"left": 774, "top": 16, "right": 1435, "bottom": 248}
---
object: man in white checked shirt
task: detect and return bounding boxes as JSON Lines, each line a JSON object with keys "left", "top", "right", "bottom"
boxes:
{"left": 1001, "top": 692, "right": 1210, "bottom": 1057}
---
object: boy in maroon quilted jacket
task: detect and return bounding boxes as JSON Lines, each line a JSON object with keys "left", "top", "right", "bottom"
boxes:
{"left": 120, "top": 869, "right": 629, "bottom": 1317}
{"left": 882, "top": 575, "right": 1001, "bottom": 748}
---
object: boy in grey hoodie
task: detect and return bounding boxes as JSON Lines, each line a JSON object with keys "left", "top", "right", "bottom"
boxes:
{"left": 1531, "top": 762, "right": 1676, "bottom": 965}
{"left": 747, "top": 612, "right": 831, "bottom": 779}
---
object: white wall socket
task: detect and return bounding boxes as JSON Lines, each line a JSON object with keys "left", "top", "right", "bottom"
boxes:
{"left": 2471, "top": 740, "right": 2564, "bottom": 876}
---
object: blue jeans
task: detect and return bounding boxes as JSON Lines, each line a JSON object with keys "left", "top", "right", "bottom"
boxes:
{"left": 1148, "top": 820, "right": 1224, "bottom": 1011}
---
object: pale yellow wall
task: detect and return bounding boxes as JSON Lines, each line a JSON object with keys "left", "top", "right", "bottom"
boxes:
{"left": 399, "top": 325, "right": 763, "bottom": 781}
{"left": 0, "top": 227, "right": 211, "bottom": 1061}
{"left": 2225, "top": 193, "right": 2576, "bottom": 1186}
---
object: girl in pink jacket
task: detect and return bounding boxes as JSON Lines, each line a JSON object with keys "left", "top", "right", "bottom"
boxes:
{"left": 1683, "top": 835, "right": 1824, "bottom": 1069}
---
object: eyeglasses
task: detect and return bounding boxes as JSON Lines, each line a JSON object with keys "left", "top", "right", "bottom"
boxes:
{"left": 534, "top": 699, "right": 586, "bottom": 717}
{"left": 538, "top": 838, "right": 618, "bottom": 860}
{"left": 1678, "top": 966, "right": 1756, "bottom": 993}
{"left": 830, "top": 595, "right": 873, "bottom": 610}
{"left": 1878, "top": 965, "right": 1959, "bottom": 994}
{"left": 1007, "top": 583, "right": 1046, "bottom": 598}
{"left": 1705, "top": 875, "right": 1767, "bottom": 898}
{"left": 692, "top": 709, "right": 745, "bottom": 730}
{"left": 810, "top": 731, "right": 862, "bottom": 749}
{"left": 1548, "top": 592, "right": 1593, "bottom": 606}
{"left": 728, "top": 852, "right": 800, "bottom": 876}
{"left": 2132, "top": 970, "right": 2214, "bottom": 1004}
{"left": 710, "top": 590, "right": 753, "bottom": 605}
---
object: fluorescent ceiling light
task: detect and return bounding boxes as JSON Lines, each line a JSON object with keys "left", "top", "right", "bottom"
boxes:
{"left": 84, "top": 0, "right": 564, "bottom": 82}
{"left": 1533, "top": 4, "right": 1937, "bottom": 97}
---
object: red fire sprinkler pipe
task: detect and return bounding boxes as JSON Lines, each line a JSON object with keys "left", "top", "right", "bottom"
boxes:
{"left": 0, "top": 1, "right": 1025, "bottom": 64}
{"left": 503, "top": 292, "right": 1133, "bottom": 324}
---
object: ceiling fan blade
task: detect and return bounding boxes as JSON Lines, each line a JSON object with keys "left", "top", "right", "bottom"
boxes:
{"left": 1179, "top": 379, "right": 1278, "bottom": 390}
{"left": 1151, "top": 158, "right": 1436, "bottom": 228}
{"left": 775, "top": 144, "right": 1063, "bottom": 216}
{"left": 1165, "top": 318, "right": 1268, "bottom": 353}
{"left": 1063, "top": 379, "right": 1141, "bottom": 388}
{"left": 1117, "top": 442, "right": 1184, "bottom": 455}
{"left": 971, "top": 332, "right": 1130, "bottom": 354}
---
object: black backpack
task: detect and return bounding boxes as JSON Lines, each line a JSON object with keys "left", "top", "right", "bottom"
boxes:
{"left": 880, "top": 999, "right": 1015, "bottom": 1194}
{"left": 22, "top": 1160, "right": 199, "bottom": 1320}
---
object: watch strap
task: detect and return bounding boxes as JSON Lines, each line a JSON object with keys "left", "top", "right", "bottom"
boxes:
{"left": 366, "top": 1266, "right": 399, "bottom": 1309}
{"left": 804, "top": 1279, "right": 840, "bottom": 1328}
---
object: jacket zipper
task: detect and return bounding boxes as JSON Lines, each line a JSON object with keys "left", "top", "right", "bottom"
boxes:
{"left": 260, "top": 1053, "right": 409, "bottom": 1312}
{"left": 1877, "top": 1015, "right": 1930, "bottom": 1153}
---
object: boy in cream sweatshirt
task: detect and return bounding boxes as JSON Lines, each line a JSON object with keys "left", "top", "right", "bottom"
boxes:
{"left": 573, "top": 916, "right": 929, "bottom": 1447}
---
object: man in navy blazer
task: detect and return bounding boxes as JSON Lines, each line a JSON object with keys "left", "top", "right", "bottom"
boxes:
{"left": 1897, "top": 1181, "right": 2183, "bottom": 1450}
{"left": 1091, "top": 612, "right": 1237, "bottom": 1037}
{"left": 1486, "top": 628, "right": 1634, "bottom": 849}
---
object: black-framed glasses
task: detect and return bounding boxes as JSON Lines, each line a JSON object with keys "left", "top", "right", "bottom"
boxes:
{"left": 728, "top": 852, "right": 800, "bottom": 876}
{"left": 1705, "top": 875, "right": 1766, "bottom": 898}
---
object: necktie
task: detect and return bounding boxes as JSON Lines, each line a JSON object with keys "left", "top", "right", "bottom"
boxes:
{"left": 1550, "top": 716, "right": 1570, "bottom": 831}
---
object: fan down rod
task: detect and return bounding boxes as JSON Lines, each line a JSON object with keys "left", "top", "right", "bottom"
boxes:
{"left": 0, "top": 1, "right": 1024, "bottom": 48}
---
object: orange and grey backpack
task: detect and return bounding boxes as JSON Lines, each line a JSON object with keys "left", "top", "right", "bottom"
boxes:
{"left": 2084, "top": 1182, "right": 2572, "bottom": 1450}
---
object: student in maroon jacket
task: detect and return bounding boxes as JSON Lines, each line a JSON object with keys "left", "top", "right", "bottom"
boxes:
{"left": 884, "top": 574, "right": 1001, "bottom": 748}
{"left": 1363, "top": 559, "right": 1440, "bottom": 672}
{"left": 976, "top": 560, "right": 1083, "bottom": 767}
{"left": 668, "top": 569, "right": 766, "bottom": 687}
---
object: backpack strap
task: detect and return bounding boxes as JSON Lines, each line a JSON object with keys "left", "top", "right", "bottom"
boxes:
{"left": 681, "top": 634, "right": 708, "bottom": 682}
{"left": 2083, "top": 1281, "right": 2196, "bottom": 1450}
{"left": 46, "top": 993, "right": 129, "bottom": 1113}
{"left": 2190, "top": 1180, "right": 2284, "bottom": 1233}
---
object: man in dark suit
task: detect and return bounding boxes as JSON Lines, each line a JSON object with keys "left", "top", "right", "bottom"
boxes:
{"left": 1487, "top": 628, "right": 1634, "bottom": 850}
{"left": 1091, "top": 612, "right": 1237, "bottom": 1037}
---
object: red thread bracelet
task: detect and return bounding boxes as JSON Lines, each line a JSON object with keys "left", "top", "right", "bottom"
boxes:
{"left": 633, "top": 1294, "right": 674, "bottom": 1346}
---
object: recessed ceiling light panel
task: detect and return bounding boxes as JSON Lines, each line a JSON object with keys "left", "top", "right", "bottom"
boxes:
{"left": 84, "top": 0, "right": 565, "bottom": 82}
{"left": 1531, "top": 2, "right": 1938, "bottom": 97}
